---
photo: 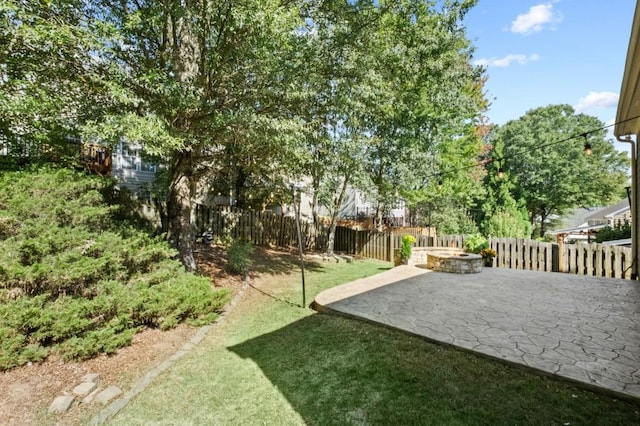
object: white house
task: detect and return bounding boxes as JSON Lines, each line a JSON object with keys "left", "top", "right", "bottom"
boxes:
{"left": 550, "top": 198, "right": 630, "bottom": 242}
{"left": 111, "top": 141, "right": 159, "bottom": 195}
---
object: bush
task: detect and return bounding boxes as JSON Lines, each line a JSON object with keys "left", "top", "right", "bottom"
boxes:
{"left": 430, "top": 206, "right": 479, "bottom": 235}
{"left": 484, "top": 209, "right": 531, "bottom": 238}
{"left": 463, "top": 234, "right": 489, "bottom": 254}
{"left": 400, "top": 235, "right": 416, "bottom": 261}
{"left": 595, "top": 220, "right": 631, "bottom": 243}
{"left": 227, "top": 241, "right": 254, "bottom": 275}
{"left": 0, "top": 167, "right": 229, "bottom": 370}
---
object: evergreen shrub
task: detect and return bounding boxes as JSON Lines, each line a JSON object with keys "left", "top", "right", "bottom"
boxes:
{"left": 227, "top": 240, "right": 254, "bottom": 275}
{"left": 0, "top": 167, "right": 229, "bottom": 370}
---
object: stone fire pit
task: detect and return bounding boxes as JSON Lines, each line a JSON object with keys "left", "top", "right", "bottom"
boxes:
{"left": 417, "top": 248, "right": 482, "bottom": 274}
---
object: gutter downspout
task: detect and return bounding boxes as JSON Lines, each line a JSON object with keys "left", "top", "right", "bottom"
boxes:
{"left": 616, "top": 135, "right": 637, "bottom": 280}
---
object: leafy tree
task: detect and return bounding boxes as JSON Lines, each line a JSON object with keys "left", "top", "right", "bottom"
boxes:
{"left": 298, "top": 0, "right": 486, "bottom": 252}
{"left": 479, "top": 135, "right": 531, "bottom": 238}
{"left": 359, "top": 0, "right": 486, "bottom": 229}
{"left": 295, "top": 1, "right": 375, "bottom": 254}
{"left": 492, "top": 105, "right": 628, "bottom": 237}
{"left": 426, "top": 200, "right": 479, "bottom": 235}
{"left": 0, "top": 0, "right": 101, "bottom": 166}
{"left": 3, "top": 0, "right": 488, "bottom": 266}
{"left": 484, "top": 209, "right": 531, "bottom": 238}
{"left": 80, "top": 0, "right": 307, "bottom": 271}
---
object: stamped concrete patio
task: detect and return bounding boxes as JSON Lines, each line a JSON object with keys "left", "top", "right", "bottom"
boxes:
{"left": 313, "top": 266, "right": 640, "bottom": 401}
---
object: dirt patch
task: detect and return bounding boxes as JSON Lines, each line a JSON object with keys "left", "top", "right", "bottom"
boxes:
{"left": 0, "top": 245, "right": 301, "bottom": 425}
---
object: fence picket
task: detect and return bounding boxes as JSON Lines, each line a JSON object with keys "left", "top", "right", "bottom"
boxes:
{"left": 613, "top": 246, "right": 623, "bottom": 278}
{"left": 193, "top": 206, "right": 632, "bottom": 280}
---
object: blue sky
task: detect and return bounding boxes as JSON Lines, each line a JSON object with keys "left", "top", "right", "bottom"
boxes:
{"left": 463, "top": 0, "right": 636, "bottom": 133}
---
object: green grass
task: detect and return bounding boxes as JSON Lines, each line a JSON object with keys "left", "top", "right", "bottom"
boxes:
{"left": 108, "top": 258, "right": 640, "bottom": 425}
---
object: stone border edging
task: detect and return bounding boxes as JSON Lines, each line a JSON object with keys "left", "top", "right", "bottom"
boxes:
{"left": 89, "top": 275, "right": 252, "bottom": 425}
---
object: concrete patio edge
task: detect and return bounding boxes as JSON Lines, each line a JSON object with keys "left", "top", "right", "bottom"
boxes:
{"left": 312, "top": 265, "right": 640, "bottom": 404}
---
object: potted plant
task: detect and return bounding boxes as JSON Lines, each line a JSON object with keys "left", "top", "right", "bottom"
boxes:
{"left": 479, "top": 247, "right": 497, "bottom": 267}
{"left": 398, "top": 234, "right": 416, "bottom": 265}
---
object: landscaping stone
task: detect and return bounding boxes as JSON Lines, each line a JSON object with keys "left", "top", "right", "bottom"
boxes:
{"left": 96, "top": 386, "right": 122, "bottom": 405}
{"left": 82, "top": 373, "right": 101, "bottom": 384}
{"left": 83, "top": 388, "right": 102, "bottom": 404}
{"left": 73, "top": 381, "right": 98, "bottom": 397}
{"left": 49, "top": 395, "right": 75, "bottom": 414}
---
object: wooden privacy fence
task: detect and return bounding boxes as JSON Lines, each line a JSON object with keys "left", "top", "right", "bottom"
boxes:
{"left": 392, "top": 227, "right": 437, "bottom": 239}
{"left": 334, "top": 229, "right": 465, "bottom": 262}
{"left": 195, "top": 205, "right": 327, "bottom": 250}
{"left": 489, "top": 238, "right": 554, "bottom": 272}
{"left": 559, "top": 242, "right": 632, "bottom": 279}
{"left": 334, "top": 227, "right": 394, "bottom": 262}
{"left": 194, "top": 206, "right": 633, "bottom": 280}
{"left": 339, "top": 230, "right": 633, "bottom": 279}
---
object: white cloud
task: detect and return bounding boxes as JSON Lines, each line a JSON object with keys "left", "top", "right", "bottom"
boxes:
{"left": 510, "top": 3, "right": 562, "bottom": 34}
{"left": 574, "top": 92, "right": 619, "bottom": 112}
{"left": 474, "top": 53, "right": 540, "bottom": 68}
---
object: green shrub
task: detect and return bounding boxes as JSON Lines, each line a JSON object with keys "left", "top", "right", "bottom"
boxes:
{"left": 0, "top": 167, "right": 230, "bottom": 370}
{"left": 595, "top": 220, "right": 631, "bottom": 243}
{"left": 400, "top": 235, "right": 416, "bottom": 261}
{"left": 463, "top": 233, "right": 489, "bottom": 254}
{"left": 430, "top": 206, "right": 479, "bottom": 235}
{"left": 484, "top": 209, "right": 531, "bottom": 238}
{"left": 227, "top": 241, "right": 254, "bottom": 275}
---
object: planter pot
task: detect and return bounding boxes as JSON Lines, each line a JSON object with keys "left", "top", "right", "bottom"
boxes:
{"left": 394, "top": 248, "right": 410, "bottom": 266}
{"left": 394, "top": 256, "right": 409, "bottom": 266}
{"left": 483, "top": 258, "right": 493, "bottom": 267}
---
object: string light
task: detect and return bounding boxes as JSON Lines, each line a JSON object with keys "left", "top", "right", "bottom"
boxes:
{"left": 430, "top": 115, "right": 640, "bottom": 182}
{"left": 583, "top": 133, "right": 592, "bottom": 155}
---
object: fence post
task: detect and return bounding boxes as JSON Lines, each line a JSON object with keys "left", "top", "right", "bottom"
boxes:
{"left": 557, "top": 238, "right": 564, "bottom": 272}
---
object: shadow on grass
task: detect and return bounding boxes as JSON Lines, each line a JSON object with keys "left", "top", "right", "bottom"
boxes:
{"left": 196, "top": 245, "right": 325, "bottom": 279}
{"left": 229, "top": 313, "right": 640, "bottom": 425}
{"left": 249, "top": 248, "right": 325, "bottom": 276}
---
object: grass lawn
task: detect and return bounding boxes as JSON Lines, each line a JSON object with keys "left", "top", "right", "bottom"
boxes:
{"left": 107, "top": 256, "right": 640, "bottom": 425}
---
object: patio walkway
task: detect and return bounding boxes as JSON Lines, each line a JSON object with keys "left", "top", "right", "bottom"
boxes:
{"left": 313, "top": 266, "right": 640, "bottom": 401}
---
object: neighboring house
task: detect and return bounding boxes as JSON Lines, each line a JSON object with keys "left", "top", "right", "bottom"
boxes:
{"left": 111, "top": 141, "right": 159, "bottom": 195}
{"left": 584, "top": 198, "right": 631, "bottom": 227}
{"left": 332, "top": 187, "right": 406, "bottom": 227}
{"left": 0, "top": 135, "right": 158, "bottom": 196}
{"left": 300, "top": 186, "right": 406, "bottom": 227}
{"left": 550, "top": 198, "right": 630, "bottom": 242}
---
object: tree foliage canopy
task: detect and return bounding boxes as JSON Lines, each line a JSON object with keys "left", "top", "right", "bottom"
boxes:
{"left": 491, "top": 104, "right": 628, "bottom": 237}
{"left": 2, "top": 0, "right": 488, "bottom": 264}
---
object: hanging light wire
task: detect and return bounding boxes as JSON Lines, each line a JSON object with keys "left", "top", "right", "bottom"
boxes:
{"left": 428, "top": 114, "right": 640, "bottom": 184}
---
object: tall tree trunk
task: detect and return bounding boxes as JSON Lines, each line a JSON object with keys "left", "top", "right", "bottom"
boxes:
{"left": 375, "top": 201, "right": 385, "bottom": 231}
{"left": 167, "top": 154, "right": 197, "bottom": 272}
{"left": 310, "top": 173, "right": 321, "bottom": 249}
{"left": 234, "top": 166, "right": 247, "bottom": 209}
{"left": 326, "top": 177, "right": 349, "bottom": 256}
{"left": 539, "top": 210, "right": 549, "bottom": 238}
{"left": 162, "top": 3, "right": 200, "bottom": 273}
